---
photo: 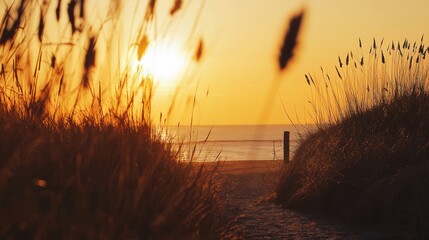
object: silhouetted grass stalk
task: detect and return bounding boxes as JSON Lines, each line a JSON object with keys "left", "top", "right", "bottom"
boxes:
{"left": 306, "top": 37, "right": 429, "bottom": 125}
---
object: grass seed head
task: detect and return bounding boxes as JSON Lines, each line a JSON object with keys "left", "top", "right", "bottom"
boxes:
{"left": 278, "top": 10, "right": 305, "bottom": 72}
{"left": 309, "top": 72, "right": 315, "bottom": 84}
{"left": 84, "top": 36, "right": 96, "bottom": 70}
{"left": 56, "top": 0, "right": 62, "bottom": 21}
{"left": 194, "top": 38, "right": 204, "bottom": 62}
{"left": 419, "top": 45, "right": 424, "bottom": 54}
{"left": 409, "top": 56, "right": 413, "bottom": 69}
{"left": 137, "top": 35, "right": 149, "bottom": 61}
{"left": 67, "top": 0, "right": 77, "bottom": 34}
{"left": 0, "top": 0, "right": 26, "bottom": 45}
{"left": 335, "top": 66, "right": 342, "bottom": 79}
{"left": 145, "top": 0, "right": 157, "bottom": 20}
{"left": 83, "top": 36, "right": 96, "bottom": 88}
{"left": 80, "top": 0, "right": 85, "bottom": 18}
{"left": 305, "top": 74, "right": 310, "bottom": 85}
{"left": 51, "top": 55, "right": 56, "bottom": 69}
{"left": 170, "top": 0, "right": 182, "bottom": 16}
{"left": 38, "top": 8, "right": 44, "bottom": 42}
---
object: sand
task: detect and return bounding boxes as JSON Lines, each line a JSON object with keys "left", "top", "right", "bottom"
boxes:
{"left": 212, "top": 160, "right": 363, "bottom": 239}
{"left": 217, "top": 160, "right": 283, "bottom": 175}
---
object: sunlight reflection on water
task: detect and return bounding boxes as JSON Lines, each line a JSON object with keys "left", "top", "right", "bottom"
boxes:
{"left": 163, "top": 124, "right": 315, "bottom": 161}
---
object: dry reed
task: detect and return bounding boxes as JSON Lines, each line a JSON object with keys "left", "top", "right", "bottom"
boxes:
{"left": 0, "top": 0, "right": 228, "bottom": 238}
{"left": 278, "top": 11, "right": 304, "bottom": 72}
{"left": 277, "top": 37, "right": 429, "bottom": 238}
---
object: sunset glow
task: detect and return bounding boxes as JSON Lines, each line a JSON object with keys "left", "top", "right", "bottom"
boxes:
{"left": 2, "top": 0, "right": 429, "bottom": 126}
{"left": 135, "top": 43, "right": 186, "bottom": 87}
{"left": 2, "top": 0, "right": 429, "bottom": 238}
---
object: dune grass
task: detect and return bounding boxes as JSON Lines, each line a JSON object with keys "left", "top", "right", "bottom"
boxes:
{"left": 0, "top": 0, "right": 229, "bottom": 239}
{"left": 277, "top": 37, "right": 429, "bottom": 238}
{"left": 0, "top": 105, "right": 226, "bottom": 239}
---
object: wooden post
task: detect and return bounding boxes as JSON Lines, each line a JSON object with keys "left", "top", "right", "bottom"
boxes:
{"left": 284, "top": 131, "right": 290, "bottom": 162}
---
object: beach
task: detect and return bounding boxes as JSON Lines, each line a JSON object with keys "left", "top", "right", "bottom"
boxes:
{"left": 217, "top": 160, "right": 283, "bottom": 175}
{"left": 212, "top": 160, "right": 364, "bottom": 239}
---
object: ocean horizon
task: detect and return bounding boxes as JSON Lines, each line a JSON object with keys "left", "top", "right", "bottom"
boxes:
{"left": 162, "top": 124, "right": 316, "bottom": 161}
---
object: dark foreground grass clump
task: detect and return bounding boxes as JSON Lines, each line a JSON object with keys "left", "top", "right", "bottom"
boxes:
{"left": 0, "top": 105, "right": 225, "bottom": 239}
{"left": 0, "top": 1, "right": 230, "bottom": 238}
{"left": 278, "top": 92, "right": 429, "bottom": 238}
{"left": 277, "top": 38, "right": 429, "bottom": 238}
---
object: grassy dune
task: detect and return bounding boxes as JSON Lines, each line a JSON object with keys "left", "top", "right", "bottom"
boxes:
{"left": 0, "top": 0, "right": 229, "bottom": 238}
{"left": 277, "top": 38, "right": 429, "bottom": 238}
{"left": 0, "top": 106, "right": 225, "bottom": 239}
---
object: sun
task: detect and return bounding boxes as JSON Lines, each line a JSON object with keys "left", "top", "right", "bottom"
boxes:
{"left": 135, "top": 43, "right": 186, "bottom": 87}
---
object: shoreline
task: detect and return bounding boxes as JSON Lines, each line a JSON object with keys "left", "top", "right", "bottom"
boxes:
{"left": 195, "top": 159, "right": 284, "bottom": 175}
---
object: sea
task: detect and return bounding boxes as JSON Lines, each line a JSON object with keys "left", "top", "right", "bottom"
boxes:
{"left": 163, "top": 124, "right": 316, "bottom": 161}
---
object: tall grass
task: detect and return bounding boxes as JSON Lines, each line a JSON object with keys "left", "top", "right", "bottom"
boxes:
{"left": 277, "top": 37, "right": 429, "bottom": 238}
{"left": 305, "top": 37, "right": 429, "bottom": 124}
{"left": 0, "top": 0, "right": 228, "bottom": 238}
{"left": 0, "top": 108, "right": 225, "bottom": 238}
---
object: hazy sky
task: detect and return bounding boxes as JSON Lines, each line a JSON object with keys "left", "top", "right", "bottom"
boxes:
{"left": 161, "top": 0, "right": 429, "bottom": 125}
{"left": 4, "top": 0, "right": 428, "bottom": 125}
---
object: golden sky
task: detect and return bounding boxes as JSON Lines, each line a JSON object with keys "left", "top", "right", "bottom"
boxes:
{"left": 163, "top": 0, "right": 429, "bottom": 125}
{"left": 2, "top": 0, "right": 429, "bottom": 125}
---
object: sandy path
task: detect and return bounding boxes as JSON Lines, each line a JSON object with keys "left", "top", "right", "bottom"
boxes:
{"left": 216, "top": 160, "right": 363, "bottom": 239}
